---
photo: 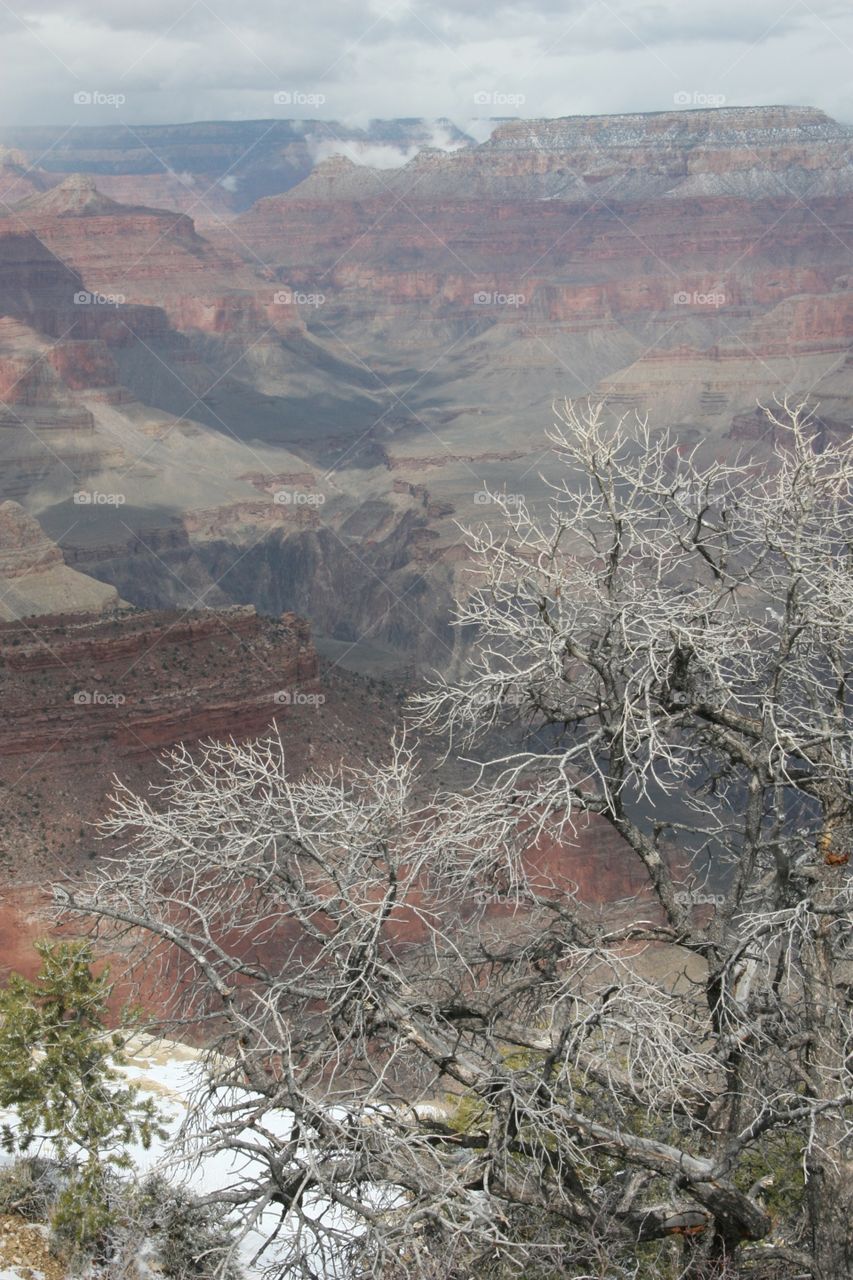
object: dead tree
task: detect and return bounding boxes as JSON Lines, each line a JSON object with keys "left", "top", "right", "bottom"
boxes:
{"left": 61, "top": 401, "right": 852, "bottom": 1280}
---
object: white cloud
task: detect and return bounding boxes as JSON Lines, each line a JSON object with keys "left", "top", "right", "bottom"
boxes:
{"left": 307, "top": 123, "right": 468, "bottom": 169}
{"left": 0, "top": 0, "right": 850, "bottom": 126}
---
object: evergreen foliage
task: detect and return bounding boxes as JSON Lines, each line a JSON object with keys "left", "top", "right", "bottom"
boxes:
{"left": 0, "top": 940, "right": 164, "bottom": 1249}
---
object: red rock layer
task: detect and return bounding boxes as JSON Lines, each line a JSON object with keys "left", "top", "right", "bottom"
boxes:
{"left": 0, "top": 606, "right": 318, "bottom": 755}
{"left": 8, "top": 175, "right": 304, "bottom": 341}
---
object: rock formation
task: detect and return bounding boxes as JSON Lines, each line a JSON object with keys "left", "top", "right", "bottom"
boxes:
{"left": 0, "top": 602, "right": 399, "bottom": 878}
{"left": 0, "top": 119, "right": 476, "bottom": 222}
{"left": 0, "top": 501, "right": 120, "bottom": 618}
{"left": 0, "top": 599, "right": 410, "bottom": 978}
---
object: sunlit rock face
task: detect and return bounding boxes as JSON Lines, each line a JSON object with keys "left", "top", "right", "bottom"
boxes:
{"left": 0, "top": 501, "right": 120, "bottom": 618}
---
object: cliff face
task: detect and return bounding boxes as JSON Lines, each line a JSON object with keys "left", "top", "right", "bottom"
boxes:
{"left": 0, "top": 147, "right": 50, "bottom": 204}
{"left": 450, "top": 106, "right": 852, "bottom": 200}
{"left": 0, "top": 602, "right": 402, "bottom": 878}
{"left": 0, "top": 500, "right": 63, "bottom": 575}
{"left": 235, "top": 108, "right": 853, "bottom": 354}
{"left": 0, "top": 605, "right": 317, "bottom": 756}
{"left": 0, "top": 227, "right": 170, "bottom": 340}
{"left": 294, "top": 106, "right": 852, "bottom": 200}
{"left": 7, "top": 175, "right": 304, "bottom": 342}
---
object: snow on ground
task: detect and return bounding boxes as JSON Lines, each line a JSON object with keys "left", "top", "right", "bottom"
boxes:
{"left": 118, "top": 1038, "right": 306, "bottom": 1274}
{"left": 1, "top": 1037, "right": 362, "bottom": 1277}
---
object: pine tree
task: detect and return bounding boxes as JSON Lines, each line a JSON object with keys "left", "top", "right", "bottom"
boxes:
{"left": 0, "top": 940, "right": 164, "bottom": 1249}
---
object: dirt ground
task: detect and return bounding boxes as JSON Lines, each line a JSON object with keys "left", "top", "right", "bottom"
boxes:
{"left": 0, "top": 1215, "right": 65, "bottom": 1280}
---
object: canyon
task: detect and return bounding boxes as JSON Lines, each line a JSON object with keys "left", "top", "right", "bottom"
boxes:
{"left": 0, "top": 106, "right": 848, "bottom": 674}
{"left": 0, "top": 104, "right": 850, "bottom": 967}
{"left": 0, "top": 119, "right": 476, "bottom": 222}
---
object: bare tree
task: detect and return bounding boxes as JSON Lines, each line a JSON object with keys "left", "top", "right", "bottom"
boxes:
{"left": 61, "top": 400, "right": 852, "bottom": 1280}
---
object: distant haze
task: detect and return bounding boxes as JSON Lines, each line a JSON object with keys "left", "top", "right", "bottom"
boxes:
{"left": 1, "top": 0, "right": 851, "bottom": 130}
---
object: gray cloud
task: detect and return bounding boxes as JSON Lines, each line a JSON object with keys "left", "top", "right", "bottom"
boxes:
{"left": 0, "top": 0, "right": 850, "bottom": 128}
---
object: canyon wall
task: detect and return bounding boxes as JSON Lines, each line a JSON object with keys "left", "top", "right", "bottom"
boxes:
{"left": 0, "top": 107, "right": 849, "bottom": 673}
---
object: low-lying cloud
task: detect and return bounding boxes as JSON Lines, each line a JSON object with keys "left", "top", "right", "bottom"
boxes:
{"left": 307, "top": 124, "right": 468, "bottom": 170}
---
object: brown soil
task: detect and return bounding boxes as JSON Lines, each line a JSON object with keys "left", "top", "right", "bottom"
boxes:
{"left": 0, "top": 1215, "right": 65, "bottom": 1280}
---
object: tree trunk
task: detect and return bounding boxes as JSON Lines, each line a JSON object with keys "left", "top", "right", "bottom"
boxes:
{"left": 802, "top": 861, "right": 853, "bottom": 1280}
{"left": 807, "top": 1160, "right": 853, "bottom": 1280}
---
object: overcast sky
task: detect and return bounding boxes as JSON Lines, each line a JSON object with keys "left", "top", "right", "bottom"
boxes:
{"left": 1, "top": 0, "right": 851, "bottom": 130}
